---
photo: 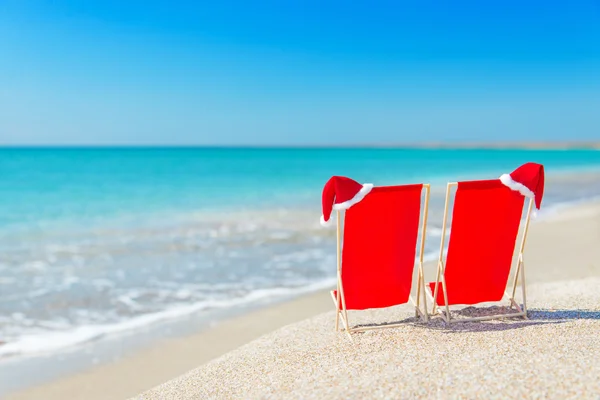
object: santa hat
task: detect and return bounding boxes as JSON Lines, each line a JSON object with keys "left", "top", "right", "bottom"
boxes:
{"left": 320, "top": 176, "right": 373, "bottom": 227}
{"left": 499, "top": 162, "right": 545, "bottom": 210}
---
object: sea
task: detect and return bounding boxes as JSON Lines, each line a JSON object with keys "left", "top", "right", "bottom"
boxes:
{"left": 1, "top": 147, "right": 600, "bottom": 362}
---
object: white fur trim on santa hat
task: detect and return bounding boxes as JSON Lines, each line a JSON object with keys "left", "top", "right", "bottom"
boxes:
{"left": 320, "top": 214, "right": 334, "bottom": 227}
{"left": 319, "top": 183, "right": 374, "bottom": 227}
{"left": 499, "top": 174, "right": 535, "bottom": 200}
{"left": 332, "top": 183, "right": 374, "bottom": 211}
{"left": 499, "top": 174, "right": 538, "bottom": 218}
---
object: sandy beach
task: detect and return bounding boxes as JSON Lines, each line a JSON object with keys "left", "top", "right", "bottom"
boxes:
{"left": 137, "top": 278, "right": 600, "bottom": 399}
{"left": 5, "top": 200, "right": 600, "bottom": 400}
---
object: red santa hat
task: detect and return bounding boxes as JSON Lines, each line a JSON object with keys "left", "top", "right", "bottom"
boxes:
{"left": 499, "top": 162, "right": 545, "bottom": 210}
{"left": 320, "top": 176, "right": 373, "bottom": 227}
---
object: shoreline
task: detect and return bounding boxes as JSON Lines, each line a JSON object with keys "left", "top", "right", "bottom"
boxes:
{"left": 0, "top": 288, "right": 334, "bottom": 398}
{"left": 4, "top": 198, "right": 600, "bottom": 400}
{"left": 1, "top": 290, "right": 334, "bottom": 400}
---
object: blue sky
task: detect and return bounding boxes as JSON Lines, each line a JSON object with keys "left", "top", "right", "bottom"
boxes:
{"left": 1, "top": 1, "right": 599, "bottom": 145}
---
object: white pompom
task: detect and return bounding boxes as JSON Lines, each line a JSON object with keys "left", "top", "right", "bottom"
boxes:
{"left": 320, "top": 215, "right": 334, "bottom": 227}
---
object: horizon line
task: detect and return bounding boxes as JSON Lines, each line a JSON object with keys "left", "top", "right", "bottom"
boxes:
{"left": 1, "top": 141, "right": 600, "bottom": 150}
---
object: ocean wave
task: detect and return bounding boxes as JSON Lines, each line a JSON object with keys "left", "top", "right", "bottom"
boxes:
{"left": 0, "top": 278, "right": 337, "bottom": 360}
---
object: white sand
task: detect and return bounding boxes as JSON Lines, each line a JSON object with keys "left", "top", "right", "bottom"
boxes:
{"left": 136, "top": 277, "right": 600, "bottom": 399}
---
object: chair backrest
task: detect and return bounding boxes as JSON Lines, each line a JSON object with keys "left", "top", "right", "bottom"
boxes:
{"left": 340, "top": 184, "right": 424, "bottom": 310}
{"left": 437, "top": 179, "right": 525, "bottom": 306}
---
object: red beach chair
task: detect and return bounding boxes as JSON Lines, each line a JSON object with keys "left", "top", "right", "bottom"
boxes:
{"left": 427, "top": 163, "right": 545, "bottom": 323}
{"left": 319, "top": 176, "right": 431, "bottom": 337}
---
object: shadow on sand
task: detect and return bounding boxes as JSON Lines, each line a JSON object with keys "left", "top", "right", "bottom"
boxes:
{"left": 350, "top": 307, "right": 600, "bottom": 334}
{"left": 528, "top": 309, "right": 600, "bottom": 320}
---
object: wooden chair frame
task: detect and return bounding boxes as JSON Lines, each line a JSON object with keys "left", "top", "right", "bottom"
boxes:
{"left": 331, "top": 184, "right": 431, "bottom": 338}
{"left": 428, "top": 182, "right": 534, "bottom": 323}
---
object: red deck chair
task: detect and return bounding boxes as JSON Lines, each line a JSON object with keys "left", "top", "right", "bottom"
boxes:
{"left": 427, "top": 163, "right": 545, "bottom": 323}
{"left": 319, "top": 176, "right": 431, "bottom": 337}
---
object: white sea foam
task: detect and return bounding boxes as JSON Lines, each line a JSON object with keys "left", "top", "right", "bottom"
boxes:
{"left": 531, "top": 196, "right": 600, "bottom": 221}
{"left": 22, "top": 261, "right": 48, "bottom": 272}
{"left": 422, "top": 251, "right": 438, "bottom": 263}
{"left": 0, "top": 278, "right": 337, "bottom": 360}
{"left": 425, "top": 227, "right": 447, "bottom": 237}
{"left": 117, "top": 295, "right": 143, "bottom": 311}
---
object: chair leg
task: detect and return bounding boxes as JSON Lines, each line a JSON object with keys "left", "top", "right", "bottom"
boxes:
{"left": 330, "top": 290, "right": 353, "bottom": 339}
{"left": 330, "top": 290, "right": 340, "bottom": 331}
{"left": 440, "top": 309, "right": 450, "bottom": 324}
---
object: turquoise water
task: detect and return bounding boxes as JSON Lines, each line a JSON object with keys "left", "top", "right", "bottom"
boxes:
{"left": 0, "top": 147, "right": 599, "bottom": 359}
{"left": 2, "top": 147, "right": 600, "bottom": 229}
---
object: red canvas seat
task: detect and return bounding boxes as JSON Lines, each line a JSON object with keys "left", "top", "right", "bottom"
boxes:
{"left": 319, "top": 177, "right": 431, "bottom": 337}
{"left": 429, "top": 180, "right": 524, "bottom": 306}
{"left": 427, "top": 163, "right": 545, "bottom": 323}
{"left": 339, "top": 184, "right": 423, "bottom": 310}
